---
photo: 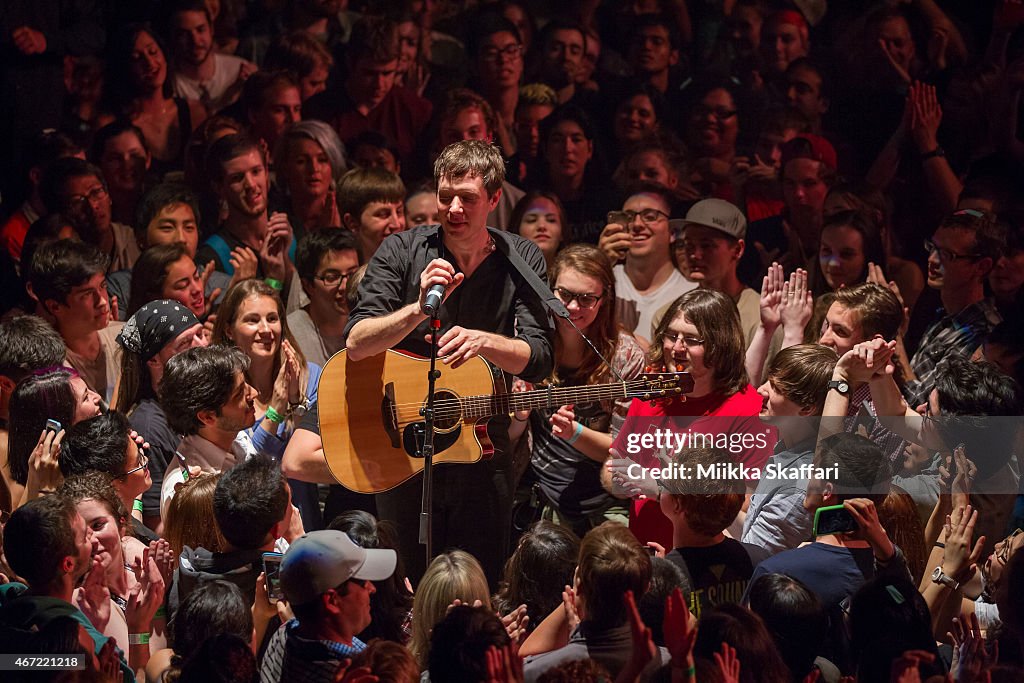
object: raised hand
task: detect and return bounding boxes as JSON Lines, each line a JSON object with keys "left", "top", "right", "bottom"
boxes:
{"left": 838, "top": 337, "right": 897, "bottom": 383}
{"left": 500, "top": 604, "right": 529, "bottom": 643}
{"left": 260, "top": 213, "right": 294, "bottom": 282}
{"left": 622, "top": 589, "right": 657, "bottom": 679}
{"left": 758, "top": 262, "right": 785, "bottom": 331}
{"left": 880, "top": 38, "right": 913, "bottom": 85}
{"left": 485, "top": 642, "right": 524, "bottom": 683}
{"left": 598, "top": 220, "right": 632, "bottom": 264}
{"left": 76, "top": 556, "right": 111, "bottom": 632}
{"left": 843, "top": 498, "right": 895, "bottom": 561}
{"left": 562, "top": 585, "right": 580, "bottom": 631}
{"left": 26, "top": 427, "right": 65, "bottom": 498}
{"left": 198, "top": 261, "right": 221, "bottom": 319}
{"left": 866, "top": 263, "right": 910, "bottom": 336}
{"left": 663, "top": 587, "right": 697, "bottom": 668}
{"left": 550, "top": 405, "right": 577, "bottom": 441}
{"left": 889, "top": 649, "right": 935, "bottom": 683}
{"left": 943, "top": 505, "right": 986, "bottom": 584}
{"left": 948, "top": 612, "right": 997, "bottom": 682}
{"left": 227, "top": 248, "right": 259, "bottom": 285}
{"left": 714, "top": 643, "right": 741, "bottom": 683}
{"left": 148, "top": 538, "right": 176, "bottom": 588}
{"left": 125, "top": 548, "right": 166, "bottom": 634}
{"left": 779, "top": 268, "right": 813, "bottom": 338}
{"left": 909, "top": 82, "right": 943, "bottom": 153}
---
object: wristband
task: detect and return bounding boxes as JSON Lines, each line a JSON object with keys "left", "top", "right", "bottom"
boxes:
{"left": 128, "top": 633, "right": 150, "bottom": 645}
{"left": 265, "top": 406, "right": 285, "bottom": 424}
{"left": 133, "top": 499, "right": 144, "bottom": 513}
{"left": 934, "top": 541, "right": 945, "bottom": 549}
{"left": 920, "top": 147, "right": 945, "bottom": 162}
{"left": 264, "top": 278, "right": 283, "bottom": 291}
{"left": 566, "top": 421, "right": 584, "bottom": 445}
{"left": 155, "top": 606, "right": 167, "bottom": 618}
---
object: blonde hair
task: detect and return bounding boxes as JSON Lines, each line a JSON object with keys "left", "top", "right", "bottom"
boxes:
{"left": 165, "top": 473, "right": 227, "bottom": 557}
{"left": 410, "top": 550, "right": 491, "bottom": 669}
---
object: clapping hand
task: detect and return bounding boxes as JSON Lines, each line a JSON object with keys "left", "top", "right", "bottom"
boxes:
{"left": 949, "top": 612, "right": 998, "bottom": 682}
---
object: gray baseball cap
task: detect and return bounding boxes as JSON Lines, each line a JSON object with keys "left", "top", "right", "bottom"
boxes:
{"left": 280, "top": 530, "right": 397, "bottom": 605}
{"left": 675, "top": 199, "right": 747, "bottom": 240}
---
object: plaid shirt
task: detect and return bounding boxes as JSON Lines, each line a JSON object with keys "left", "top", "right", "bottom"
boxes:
{"left": 847, "top": 384, "right": 907, "bottom": 468}
{"left": 905, "top": 298, "right": 1001, "bottom": 405}
{"left": 260, "top": 619, "right": 366, "bottom": 683}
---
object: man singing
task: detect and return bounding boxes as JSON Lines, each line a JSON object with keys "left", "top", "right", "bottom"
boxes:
{"left": 343, "top": 139, "right": 554, "bottom": 583}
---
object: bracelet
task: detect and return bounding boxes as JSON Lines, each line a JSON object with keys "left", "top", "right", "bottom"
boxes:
{"left": 934, "top": 541, "right": 945, "bottom": 549}
{"left": 265, "top": 406, "right": 285, "bottom": 424}
{"left": 264, "top": 277, "right": 283, "bottom": 291}
{"left": 128, "top": 633, "right": 150, "bottom": 645}
{"left": 919, "top": 147, "right": 945, "bottom": 162}
{"left": 132, "top": 499, "right": 144, "bottom": 513}
{"left": 566, "top": 421, "right": 584, "bottom": 445}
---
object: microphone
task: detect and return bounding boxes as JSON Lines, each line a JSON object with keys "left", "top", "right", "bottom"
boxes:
{"left": 423, "top": 283, "right": 446, "bottom": 316}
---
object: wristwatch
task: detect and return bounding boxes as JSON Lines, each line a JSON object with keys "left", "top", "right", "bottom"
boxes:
{"left": 931, "top": 566, "right": 960, "bottom": 591}
{"left": 289, "top": 400, "right": 308, "bottom": 419}
{"left": 828, "top": 379, "right": 851, "bottom": 396}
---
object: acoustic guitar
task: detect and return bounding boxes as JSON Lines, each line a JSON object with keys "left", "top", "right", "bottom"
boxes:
{"left": 318, "top": 349, "right": 693, "bottom": 493}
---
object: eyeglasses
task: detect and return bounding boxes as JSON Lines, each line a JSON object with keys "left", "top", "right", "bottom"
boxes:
{"left": 68, "top": 185, "right": 108, "bottom": 209}
{"left": 663, "top": 331, "right": 704, "bottom": 347}
{"left": 996, "top": 529, "right": 1023, "bottom": 565}
{"left": 923, "top": 239, "right": 979, "bottom": 263}
{"left": 608, "top": 208, "right": 670, "bottom": 226}
{"left": 691, "top": 105, "right": 738, "bottom": 121}
{"left": 117, "top": 449, "right": 149, "bottom": 479}
{"left": 554, "top": 286, "right": 603, "bottom": 309}
{"left": 481, "top": 44, "right": 523, "bottom": 62}
{"left": 314, "top": 269, "right": 359, "bottom": 287}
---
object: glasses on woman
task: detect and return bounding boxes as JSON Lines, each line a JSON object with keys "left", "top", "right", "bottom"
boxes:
{"left": 663, "top": 331, "right": 704, "bottom": 347}
{"left": 554, "top": 287, "right": 603, "bottom": 309}
{"left": 117, "top": 449, "right": 149, "bottom": 479}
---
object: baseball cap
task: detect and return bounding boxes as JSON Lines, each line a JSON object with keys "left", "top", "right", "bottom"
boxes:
{"left": 673, "top": 198, "right": 747, "bottom": 241}
{"left": 780, "top": 134, "right": 837, "bottom": 172}
{"left": 280, "top": 530, "right": 397, "bottom": 606}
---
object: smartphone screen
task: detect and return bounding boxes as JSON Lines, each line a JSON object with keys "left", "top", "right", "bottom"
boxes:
{"left": 262, "top": 552, "right": 284, "bottom": 603}
{"left": 813, "top": 505, "right": 857, "bottom": 536}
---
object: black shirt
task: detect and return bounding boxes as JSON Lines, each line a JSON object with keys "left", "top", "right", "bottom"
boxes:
{"left": 667, "top": 540, "right": 755, "bottom": 619}
{"left": 344, "top": 225, "right": 554, "bottom": 383}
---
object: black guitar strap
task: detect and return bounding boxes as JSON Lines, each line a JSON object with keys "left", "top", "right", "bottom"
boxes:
{"left": 488, "top": 228, "right": 570, "bottom": 321}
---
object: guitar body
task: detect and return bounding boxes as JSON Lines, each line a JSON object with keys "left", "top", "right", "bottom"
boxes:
{"left": 319, "top": 349, "right": 499, "bottom": 493}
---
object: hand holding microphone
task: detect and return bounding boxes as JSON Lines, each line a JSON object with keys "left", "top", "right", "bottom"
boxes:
{"left": 419, "top": 258, "right": 464, "bottom": 316}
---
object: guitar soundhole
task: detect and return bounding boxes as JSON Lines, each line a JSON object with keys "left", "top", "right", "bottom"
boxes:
{"left": 429, "top": 389, "right": 462, "bottom": 432}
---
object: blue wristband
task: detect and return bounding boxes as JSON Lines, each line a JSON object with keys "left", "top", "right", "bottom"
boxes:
{"left": 566, "top": 421, "right": 584, "bottom": 445}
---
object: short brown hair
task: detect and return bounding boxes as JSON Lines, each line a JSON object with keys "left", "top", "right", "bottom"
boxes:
{"left": 650, "top": 289, "right": 749, "bottom": 395}
{"left": 348, "top": 16, "right": 400, "bottom": 65}
{"left": 766, "top": 344, "right": 838, "bottom": 414}
{"left": 439, "top": 89, "right": 498, "bottom": 143}
{"left": 336, "top": 167, "right": 406, "bottom": 219}
{"left": 577, "top": 522, "right": 651, "bottom": 627}
{"left": 831, "top": 283, "right": 904, "bottom": 341}
{"left": 264, "top": 30, "right": 334, "bottom": 78}
{"left": 433, "top": 140, "right": 506, "bottom": 197}
{"left": 666, "top": 448, "right": 745, "bottom": 536}
{"left": 938, "top": 209, "right": 1007, "bottom": 263}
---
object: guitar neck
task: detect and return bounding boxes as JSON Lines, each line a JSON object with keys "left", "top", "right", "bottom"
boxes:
{"left": 462, "top": 381, "right": 638, "bottom": 420}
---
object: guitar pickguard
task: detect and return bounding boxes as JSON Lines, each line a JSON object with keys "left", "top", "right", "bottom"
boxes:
{"left": 401, "top": 421, "right": 463, "bottom": 459}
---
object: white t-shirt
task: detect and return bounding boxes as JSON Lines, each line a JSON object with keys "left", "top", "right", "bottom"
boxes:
{"left": 613, "top": 264, "right": 695, "bottom": 345}
{"left": 172, "top": 54, "right": 252, "bottom": 113}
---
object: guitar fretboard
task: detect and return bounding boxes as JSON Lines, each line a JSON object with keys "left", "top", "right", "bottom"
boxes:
{"left": 459, "top": 380, "right": 678, "bottom": 419}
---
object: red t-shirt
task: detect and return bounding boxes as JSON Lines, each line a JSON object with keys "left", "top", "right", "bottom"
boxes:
{"left": 612, "top": 384, "right": 772, "bottom": 548}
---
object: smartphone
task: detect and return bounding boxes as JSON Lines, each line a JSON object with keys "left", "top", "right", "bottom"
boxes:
{"left": 646, "top": 545, "right": 657, "bottom": 556}
{"left": 262, "top": 552, "right": 284, "bottom": 603}
{"left": 45, "top": 419, "right": 62, "bottom": 434}
{"left": 813, "top": 504, "right": 857, "bottom": 536}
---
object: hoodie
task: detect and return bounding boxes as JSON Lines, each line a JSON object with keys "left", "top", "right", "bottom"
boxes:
{"left": 169, "top": 545, "right": 264, "bottom": 619}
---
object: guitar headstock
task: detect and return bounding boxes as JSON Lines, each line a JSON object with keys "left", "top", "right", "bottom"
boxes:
{"left": 630, "top": 372, "right": 694, "bottom": 400}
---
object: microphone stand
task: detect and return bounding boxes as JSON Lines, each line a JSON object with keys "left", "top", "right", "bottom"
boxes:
{"left": 416, "top": 314, "right": 442, "bottom": 565}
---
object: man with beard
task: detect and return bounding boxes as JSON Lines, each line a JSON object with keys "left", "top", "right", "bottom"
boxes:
{"left": 164, "top": 0, "right": 256, "bottom": 114}
{"left": 533, "top": 20, "right": 591, "bottom": 106}
{"left": 0, "top": 495, "right": 134, "bottom": 682}
{"left": 40, "top": 157, "right": 140, "bottom": 272}
{"left": 157, "top": 345, "right": 260, "bottom": 518}
{"left": 195, "top": 134, "right": 296, "bottom": 297}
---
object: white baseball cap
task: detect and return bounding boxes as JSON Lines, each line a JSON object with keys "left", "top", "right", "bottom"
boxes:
{"left": 280, "top": 530, "right": 397, "bottom": 606}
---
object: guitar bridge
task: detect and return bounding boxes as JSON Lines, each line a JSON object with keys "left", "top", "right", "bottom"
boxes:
{"left": 381, "top": 383, "right": 399, "bottom": 448}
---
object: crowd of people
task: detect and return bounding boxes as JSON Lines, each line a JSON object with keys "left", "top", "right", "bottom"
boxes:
{"left": 2, "top": 0, "right": 1024, "bottom": 681}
